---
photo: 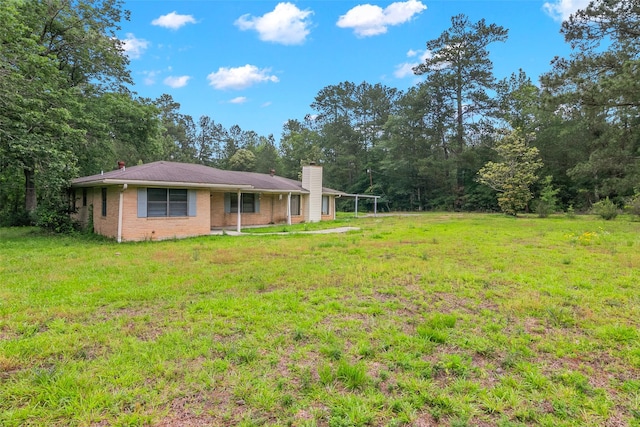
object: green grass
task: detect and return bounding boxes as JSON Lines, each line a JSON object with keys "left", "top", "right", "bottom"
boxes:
{"left": 1, "top": 213, "right": 639, "bottom": 426}
{"left": 239, "top": 215, "right": 359, "bottom": 233}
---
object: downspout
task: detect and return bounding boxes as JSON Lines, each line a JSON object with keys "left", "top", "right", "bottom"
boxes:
{"left": 117, "top": 184, "right": 127, "bottom": 243}
{"left": 287, "top": 192, "right": 291, "bottom": 225}
{"left": 236, "top": 190, "right": 241, "bottom": 233}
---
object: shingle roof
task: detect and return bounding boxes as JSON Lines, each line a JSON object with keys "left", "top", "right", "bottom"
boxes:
{"left": 71, "top": 161, "right": 344, "bottom": 195}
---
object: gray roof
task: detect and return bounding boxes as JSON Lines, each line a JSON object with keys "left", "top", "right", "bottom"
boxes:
{"left": 71, "top": 161, "right": 344, "bottom": 195}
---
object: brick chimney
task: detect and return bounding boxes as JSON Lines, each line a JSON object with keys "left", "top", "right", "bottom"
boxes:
{"left": 302, "top": 163, "right": 322, "bottom": 222}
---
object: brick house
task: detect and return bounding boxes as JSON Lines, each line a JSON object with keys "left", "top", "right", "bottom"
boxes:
{"left": 70, "top": 161, "right": 344, "bottom": 242}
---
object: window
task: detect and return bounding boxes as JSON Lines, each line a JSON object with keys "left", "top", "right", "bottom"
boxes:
{"left": 227, "top": 193, "right": 259, "bottom": 213}
{"left": 138, "top": 188, "right": 196, "bottom": 218}
{"left": 147, "top": 188, "right": 188, "bottom": 217}
{"left": 322, "top": 196, "right": 330, "bottom": 215}
{"left": 82, "top": 188, "right": 87, "bottom": 207}
{"left": 290, "top": 195, "right": 300, "bottom": 215}
{"left": 101, "top": 188, "right": 107, "bottom": 216}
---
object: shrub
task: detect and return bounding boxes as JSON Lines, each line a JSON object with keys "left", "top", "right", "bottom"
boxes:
{"left": 565, "top": 204, "right": 576, "bottom": 219}
{"left": 625, "top": 192, "right": 640, "bottom": 219}
{"left": 33, "top": 200, "right": 79, "bottom": 234}
{"left": 535, "top": 176, "right": 559, "bottom": 218}
{"left": 0, "top": 207, "right": 31, "bottom": 227}
{"left": 591, "top": 197, "right": 618, "bottom": 220}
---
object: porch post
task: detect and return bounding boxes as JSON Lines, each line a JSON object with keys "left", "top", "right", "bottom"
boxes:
{"left": 333, "top": 197, "right": 336, "bottom": 220}
{"left": 287, "top": 193, "right": 291, "bottom": 225}
{"left": 236, "top": 190, "right": 241, "bottom": 233}
{"left": 374, "top": 196, "right": 378, "bottom": 217}
{"left": 355, "top": 195, "right": 359, "bottom": 218}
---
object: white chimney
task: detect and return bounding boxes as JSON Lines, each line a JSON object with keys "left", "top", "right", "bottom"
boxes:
{"left": 302, "top": 163, "right": 322, "bottom": 222}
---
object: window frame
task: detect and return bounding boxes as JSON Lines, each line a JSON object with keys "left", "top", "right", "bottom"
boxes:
{"left": 290, "top": 194, "right": 301, "bottom": 216}
{"left": 228, "top": 193, "right": 258, "bottom": 213}
{"left": 101, "top": 188, "right": 107, "bottom": 217}
{"left": 322, "top": 195, "right": 330, "bottom": 215}
{"left": 147, "top": 188, "right": 189, "bottom": 217}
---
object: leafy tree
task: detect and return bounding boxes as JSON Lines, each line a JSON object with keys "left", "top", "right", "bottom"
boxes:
{"left": 0, "top": 0, "right": 131, "bottom": 221}
{"left": 253, "top": 135, "right": 281, "bottom": 174}
{"left": 279, "top": 119, "right": 323, "bottom": 179}
{"left": 228, "top": 148, "right": 256, "bottom": 172}
{"left": 477, "top": 131, "right": 543, "bottom": 216}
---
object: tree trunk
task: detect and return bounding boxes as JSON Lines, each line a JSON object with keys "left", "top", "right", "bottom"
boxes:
{"left": 24, "top": 168, "right": 37, "bottom": 213}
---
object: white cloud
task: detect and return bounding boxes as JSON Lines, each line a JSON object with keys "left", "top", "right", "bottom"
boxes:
{"left": 542, "top": 0, "right": 591, "bottom": 22}
{"left": 163, "top": 75, "right": 191, "bottom": 88}
{"left": 393, "top": 62, "right": 417, "bottom": 79}
{"left": 207, "top": 65, "right": 279, "bottom": 90}
{"left": 141, "top": 70, "right": 160, "bottom": 85}
{"left": 337, "top": 0, "right": 426, "bottom": 37}
{"left": 229, "top": 97, "right": 248, "bottom": 104}
{"left": 152, "top": 11, "right": 197, "bottom": 30}
{"left": 121, "top": 33, "right": 149, "bottom": 59}
{"left": 394, "top": 49, "right": 431, "bottom": 78}
{"left": 261, "top": 101, "right": 272, "bottom": 108}
{"left": 235, "top": 2, "right": 313, "bottom": 45}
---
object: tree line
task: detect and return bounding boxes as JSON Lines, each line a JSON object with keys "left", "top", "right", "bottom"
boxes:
{"left": 1, "top": 0, "right": 638, "bottom": 228}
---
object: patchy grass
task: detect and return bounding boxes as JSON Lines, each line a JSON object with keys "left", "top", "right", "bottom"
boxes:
{"left": 1, "top": 214, "right": 639, "bottom": 426}
{"left": 239, "top": 216, "right": 359, "bottom": 234}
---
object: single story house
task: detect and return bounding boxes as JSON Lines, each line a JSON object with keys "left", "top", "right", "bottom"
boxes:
{"left": 70, "top": 161, "right": 344, "bottom": 242}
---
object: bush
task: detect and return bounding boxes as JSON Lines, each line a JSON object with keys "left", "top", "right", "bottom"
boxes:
{"left": 0, "top": 207, "right": 31, "bottom": 227}
{"left": 565, "top": 204, "right": 576, "bottom": 219}
{"left": 33, "top": 201, "right": 79, "bottom": 234}
{"left": 625, "top": 193, "right": 640, "bottom": 219}
{"left": 535, "top": 176, "right": 559, "bottom": 218}
{"left": 591, "top": 197, "right": 618, "bottom": 220}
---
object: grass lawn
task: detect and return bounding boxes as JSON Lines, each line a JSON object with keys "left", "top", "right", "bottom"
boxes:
{"left": 1, "top": 213, "right": 639, "bottom": 426}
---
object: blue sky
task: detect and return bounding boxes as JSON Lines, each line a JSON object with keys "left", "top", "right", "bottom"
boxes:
{"left": 120, "top": 0, "right": 589, "bottom": 142}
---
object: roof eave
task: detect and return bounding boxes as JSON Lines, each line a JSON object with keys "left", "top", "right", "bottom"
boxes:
{"left": 71, "top": 179, "right": 254, "bottom": 190}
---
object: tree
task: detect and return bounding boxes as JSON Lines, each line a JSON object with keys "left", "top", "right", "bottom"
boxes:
{"left": 154, "top": 94, "right": 197, "bottom": 163}
{"left": 535, "top": 175, "right": 560, "bottom": 217}
{"left": 195, "top": 115, "right": 228, "bottom": 166}
{"left": 279, "top": 119, "right": 323, "bottom": 179}
{"left": 0, "top": 0, "right": 131, "bottom": 220}
{"left": 541, "top": 0, "right": 640, "bottom": 203}
{"left": 380, "top": 83, "right": 453, "bottom": 210}
{"left": 253, "top": 135, "right": 281, "bottom": 174}
{"left": 477, "top": 130, "right": 543, "bottom": 216}
{"left": 550, "top": 0, "right": 640, "bottom": 110}
{"left": 413, "top": 14, "right": 508, "bottom": 153}
{"left": 228, "top": 149, "right": 256, "bottom": 172}
{"left": 310, "top": 81, "right": 399, "bottom": 193}
{"left": 496, "top": 70, "right": 541, "bottom": 133}
{"left": 73, "top": 92, "right": 161, "bottom": 176}
{"left": 412, "top": 15, "right": 508, "bottom": 206}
